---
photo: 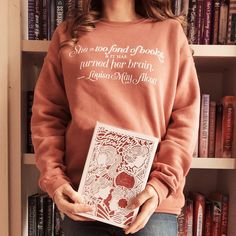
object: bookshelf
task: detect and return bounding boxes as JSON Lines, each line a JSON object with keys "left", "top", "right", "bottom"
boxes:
{"left": 7, "top": 2, "right": 236, "bottom": 236}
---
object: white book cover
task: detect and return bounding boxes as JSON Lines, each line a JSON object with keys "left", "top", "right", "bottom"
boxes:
{"left": 77, "top": 121, "right": 159, "bottom": 228}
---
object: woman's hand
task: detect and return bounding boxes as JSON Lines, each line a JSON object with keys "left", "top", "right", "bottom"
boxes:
{"left": 53, "top": 183, "right": 94, "bottom": 221}
{"left": 124, "top": 184, "right": 159, "bottom": 234}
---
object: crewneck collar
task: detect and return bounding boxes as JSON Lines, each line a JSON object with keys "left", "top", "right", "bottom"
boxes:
{"left": 98, "top": 17, "right": 152, "bottom": 26}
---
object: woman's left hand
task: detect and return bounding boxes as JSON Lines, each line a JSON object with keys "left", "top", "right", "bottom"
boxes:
{"left": 124, "top": 184, "right": 159, "bottom": 235}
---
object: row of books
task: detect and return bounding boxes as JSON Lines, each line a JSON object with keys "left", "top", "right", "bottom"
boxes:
{"left": 23, "top": 0, "right": 82, "bottom": 40}
{"left": 194, "top": 95, "right": 235, "bottom": 158}
{"left": 172, "top": 0, "right": 236, "bottom": 45}
{"left": 28, "top": 193, "right": 65, "bottom": 236}
{"left": 177, "top": 191, "right": 229, "bottom": 236}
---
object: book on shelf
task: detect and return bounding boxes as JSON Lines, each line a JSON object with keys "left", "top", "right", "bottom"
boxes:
{"left": 199, "top": 94, "right": 210, "bottom": 157}
{"left": 177, "top": 191, "right": 229, "bottom": 236}
{"left": 28, "top": 193, "right": 64, "bottom": 236}
{"left": 215, "top": 102, "right": 223, "bottom": 157}
{"left": 219, "top": 0, "right": 229, "bottom": 44}
{"left": 222, "top": 96, "right": 235, "bottom": 158}
{"left": 77, "top": 121, "right": 159, "bottom": 228}
{"left": 227, "top": 0, "right": 236, "bottom": 44}
{"left": 208, "top": 101, "right": 216, "bottom": 157}
{"left": 27, "top": 91, "right": 34, "bottom": 153}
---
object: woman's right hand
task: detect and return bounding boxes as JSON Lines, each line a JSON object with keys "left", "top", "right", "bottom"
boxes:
{"left": 53, "top": 183, "right": 94, "bottom": 221}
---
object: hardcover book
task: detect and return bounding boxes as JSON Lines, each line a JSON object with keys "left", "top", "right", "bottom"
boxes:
{"left": 77, "top": 122, "right": 159, "bottom": 228}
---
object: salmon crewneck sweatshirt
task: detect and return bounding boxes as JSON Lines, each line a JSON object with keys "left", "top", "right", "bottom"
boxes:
{"left": 31, "top": 18, "right": 200, "bottom": 215}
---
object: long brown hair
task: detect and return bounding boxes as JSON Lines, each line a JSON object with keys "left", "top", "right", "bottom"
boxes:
{"left": 63, "top": 0, "right": 186, "bottom": 45}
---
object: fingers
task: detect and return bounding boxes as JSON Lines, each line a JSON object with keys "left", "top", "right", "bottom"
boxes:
{"left": 128, "top": 185, "right": 158, "bottom": 210}
{"left": 62, "top": 184, "right": 83, "bottom": 204}
{"left": 125, "top": 198, "right": 156, "bottom": 234}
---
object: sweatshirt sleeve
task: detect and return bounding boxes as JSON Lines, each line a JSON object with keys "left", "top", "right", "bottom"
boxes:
{"left": 147, "top": 24, "right": 201, "bottom": 205}
{"left": 31, "top": 25, "right": 72, "bottom": 199}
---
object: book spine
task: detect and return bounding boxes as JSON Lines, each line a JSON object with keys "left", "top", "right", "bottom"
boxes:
{"left": 227, "top": 1, "right": 236, "bottom": 45}
{"left": 37, "top": 194, "right": 46, "bottom": 236}
{"left": 42, "top": 0, "right": 48, "bottom": 40}
{"left": 178, "top": 205, "right": 187, "bottom": 235}
{"left": 199, "top": 94, "right": 210, "bottom": 157}
{"left": 28, "top": 0, "right": 35, "bottom": 40}
{"left": 182, "top": 0, "right": 190, "bottom": 34}
{"left": 204, "top": 201, "right": 213, "bottom": 236}
{"left": 28, "top": 194, "right": 38, "bottom": 236}
{"left": 189, "top": 192, "right": 205, "bottom": 236}
{"left": 35, "top": 0, "right": 43, "bottom": 40}
{"left": 210, "top": 192, "right": 222, "bottom": 236}
{"left": 175, "top": 0, "right": 182, "bottom": 16}
{"left": 55, "top": 0, "right": 65, "bottom": 27}
{"left": 47, "top": 0, "right": 52, "bottom": 40}
{"left": 219, "top": 0, "right": 229, "bottom": 44}
{"left": 208, "top": 101, "right": 216, "bottom": 157}
{"left": 186, "top": 199, "right": 193, "bottom": 236}
{"left": 222, "top": 96, "right": 235, "bottom": 158}
{"left": 203, "top": 0, "right": 213, "bottom": 44}
{"left": 220, "top": 195, "right": 229, "bottom": 236}
{"left": 215, "top": 103, "right": 223, "bottom": 157}
{"left": 188, "top": 0, "right": 198, "bottom": 44}
{"left": 195, "top": 0, "right": 204, "bottom": 44}
{"left": 50, "top": 0, "right": 56, "bottom": 39}
{"left": 213, "top": 0, "right": 221, "bottom": 44}
{"left": 46, "top": 196, "right": 54, "bottom": 236}
{"left": 27, "top": 91, "right": 34, "bottom": 153}
{"left": 54, "top": 205, "right": 65, "bottom": 236}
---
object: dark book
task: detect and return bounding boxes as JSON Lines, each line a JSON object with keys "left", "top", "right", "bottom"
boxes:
{"left": 209, "top": 192, "right": 223, "bottom": 236}
{"left": 218, "top": 0, "right": 229, "bottom": 44}
{"left": 50, "top": 0, "right": 56, "bottom": 39}
{"left": 46, "top": 196, "right": 54, "bottom": 236}
{"left": 65, "top": 0, "right": 76, "bottom": 19}
{"left": 27, "top": 91, "right": 34, "bottom": 153}
{"left": 54, "top": 204, "right": 65, "bottom": 236}
{"left": 204, "top": 200, "right": 213, "bottom": 236}
{"left": 227, "top": 0, "right": 236, "bottom": 44}
{"left": 42, "top": 0, "right": 48, "bottom": 40}
{"left": 188, "top": 0, "right": 198, "bottom": 44}
{"left": 202, "top": 0, "right": 213, "bottom": 44}
{"left": 35, "top": 0, "right": 43, "bottom": 40}
{"left": 222, "top": 96, "right": 235, "bottom": 158}
{"left": 37, "top": 194, "right": 48, "bottom": 236}
{"left": 215, "top": 103, "right": 223, "bottom": 157}
{"left": 221, "top": 195, "right": 229, "bottom": 236}
{"left": 28, "top": 0, "right": 35, "bottom": 40}
{"left": 208, "top": 101, "right": 216, "bottom": 157}
{"left": 28, "top": 194, "right": 39, "bottom": 236}
{"left": 55, "top": 0, "right": 65, "bottom": 27}
{"left": 195, "top": 0, "right": 204, "bottom": 44}
{"left": 178, "top": 205, "right": 187, "bottom": 235}
{"left": 186, "top": 199, "right": 193, "bottom": 236}
{"left": 212, "top": 0, "right": 221, "bottom": 44}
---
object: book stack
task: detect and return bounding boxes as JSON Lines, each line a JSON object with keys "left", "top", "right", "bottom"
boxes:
{"left": 177, "top": 192, "right": 229, "bottom": 236}
{"left": 194, "top": 95, "right": 235, "bottom": 158}
{"left": 172, "top": 0, "right": 236, "bottom": 45}
{"left": 28, "top": 193, "right": 65, "bottom": 236}
{"left": 22, "top": 0, "right": 81, "bottom": 40}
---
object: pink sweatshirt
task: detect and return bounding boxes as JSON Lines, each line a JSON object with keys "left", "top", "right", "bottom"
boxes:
{"left": 31, "top": 17, "right": 200, "bottom": 215}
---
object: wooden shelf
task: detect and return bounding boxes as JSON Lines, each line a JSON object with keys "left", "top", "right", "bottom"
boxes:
{"left": 22, "top": 40, "right": 49, "bottom": 52}
{"left": 23, "top": 154, "right": 236, "bottom": 169}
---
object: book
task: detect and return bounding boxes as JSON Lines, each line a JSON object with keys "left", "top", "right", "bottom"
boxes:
{"left": 77, "top": 121, "right": 159, "bottom": 228}
{"left": 189, "top": 192, "right": 205, "bottom": 236}
{"left": 186, "top": 199, "right": 194, "bottom": 236}
{"left": 210, "top": 192, "right": 223, "bottom": 236}
{"left": 195, "top": 0, "right": 204, "bottom": 44}
{"left": 202, "top": 0, "right": 213, "bottom": 44}
{"left": 204, "top": 200, "right": 213, "bottom": 236}
{"left": 188, "top": 0, "right": 197, "bottom": 44}
{"left": 215, "top": 103, "right": 223, "bottom": 157}
{"left": 219, "top": 0, "right": 229, "bottom": 44}
{"left": 28, "top": 193, "right": 39, "bottom": 236}
{"left": 208, "top": 101, "right": 216, "bottom": 157}
{"left": 199, "top": 94, "right": 210, "bottom": 157}
{"left": 227, "top": 0, "right": 236, "bottom": 44}
{"left": 221, "top": 194, "right": 229, "bottom": 236}
{"left": 212, "top": 0, "right": 221, "bottom": 44}
{"left": 27, "top": 91, "right": 34, "bottom": 153}
{"left": 222, "top": 96, "right": 235, "bottom": 158}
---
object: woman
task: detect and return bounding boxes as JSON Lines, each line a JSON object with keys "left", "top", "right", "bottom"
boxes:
{"left": 31, "top": 0, "right": 200, "bottom": 235}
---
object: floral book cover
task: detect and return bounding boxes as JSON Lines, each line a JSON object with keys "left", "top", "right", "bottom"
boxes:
{"left": 77, "top": 121, "right": 159, "bottom": 228}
